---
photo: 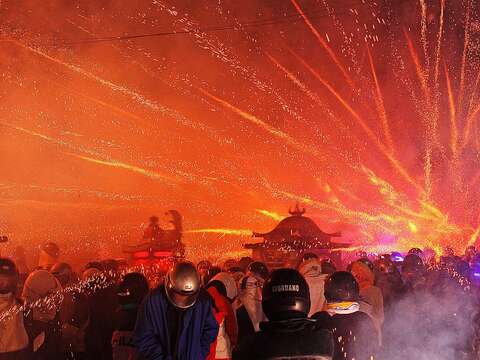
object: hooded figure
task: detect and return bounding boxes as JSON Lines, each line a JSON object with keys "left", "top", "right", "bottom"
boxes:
{"left": 37, "top": 243, "right": 60, "bottom": 271}
{"left": 0, "top": 258, "right": 29, "bottom": 359}
{"left": 233, "top": 269, "right": 334, "bottom": 360}
{"left": 51, "top": 263, "right": 89, "bottom": 359}
{"left": 298, "top": 258, "right": 328, "bottom": 316}
{"left": 112, "top": 272, "right": 149, "bottom": 360}
{"left": 313, "top": 271, "right": 379, "bottom": 360}
{"left": 235, "top": 275, "right": 266, "bottom": 342}
{"left": 134, "top": 262, "right": 218, "bottom": 360}
{"left": 207, "top": 272, "right": 238, "bottom": 360}
{"left": 351, "top": 261, "right": 384, "bottom": 333}
{"left": 22, "top": 269, "right": 63, "bottom": 360}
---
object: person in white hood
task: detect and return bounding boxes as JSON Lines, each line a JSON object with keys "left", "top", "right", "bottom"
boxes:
{"left": 298, "top": 257, "right": 328, "bottom": 316}
{"left": 22, "top": 269, "right": 63, "bottom": 359}
{"left": 0, "top": 257, "right": 29, "bottom": 359}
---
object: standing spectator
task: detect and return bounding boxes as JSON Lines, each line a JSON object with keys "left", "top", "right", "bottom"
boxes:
{"left": 22, "top": 269, "right": 63, "bottom": 360}
{"left": 350, "top": 260, "right": 384, "bottom": 334}
{"left": 112, "top": 272, "right": 149, "bottom": 360}
{"left": 51, "top": 262, "right": 89, "bottom": 360}
{"left": 313, "top": 271, "right": 379, "bottom": 360}
{"left": 233, "top": 268, "right": 334, "bottom": 359}
{"left": 0, "top": 258, "right": 29, "bottom": 359}
{"left": 206, "top": 272, "right": 238, "bottom": 360}
{"left": 134, "top": 261, "right": 218, "bottom": 360}
{"left": 298, "top": 257, "right": 328, "bottom": 316}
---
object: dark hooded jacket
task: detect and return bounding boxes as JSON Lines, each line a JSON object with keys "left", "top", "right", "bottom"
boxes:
{"left": 313, "top": 311, "right": 379, "bottom": 360}
{"left": 233, "top": 318, "right": 334, "bottom": 360}
{"left": 134, "top": 286, "right": 218, "bottom": 360}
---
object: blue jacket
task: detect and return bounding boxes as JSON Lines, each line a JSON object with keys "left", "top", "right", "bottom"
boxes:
{"left": 134, "top": 286, "right": 219, "bottom": 360}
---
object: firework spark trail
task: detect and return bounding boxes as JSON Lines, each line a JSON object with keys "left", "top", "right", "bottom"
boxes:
{"left": 404, "top": 30, "right": 431, "bottom": 101}
{"left": 255, "top": 209, "right": 284, "bottom": 221}
{"left": 418, "top": 0, "right": 430, "bottom": 75}
{"left": 198, "top": 88, "right": 326, "bottom": 160}
{"left": 185, "top": 228, "right": 252, "bottom": 236}
{"left": 151, "top": 1, "right": 309, "bottom": 124}
{"left": 1, "top": 122, "right": 176, "bottom": 184}
{"left": 287, "top": 48, "right": 423, "bottom": 193}
{"left": 444, "top": 65, "right": 458, "bottom": 157}
{"left": 434, "top": 0, "right": 445, "bottom": 83}
{"left": 462, "top": 71, "right": 480, "bottom": 150}
{"left": 266, "top": 52, "right": 326, "bottom": 107}
{"left": 3, "top": 40, "right": 220, "bottom": 137}
{"left": 459, "top": 0, "right": 472, "bottom": 111}
{"left": 366, "top": 45, "right": 395, "bottom": 154}
{"left": 289, "top": 0, "right": 355, "bottom": 88}
{"left": 68, "top": 154, "right": 176, "bottom": 182}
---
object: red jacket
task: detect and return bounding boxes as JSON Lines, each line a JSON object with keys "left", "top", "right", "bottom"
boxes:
{"left": 207, "top": 287, "right": 238, "bottom": 360}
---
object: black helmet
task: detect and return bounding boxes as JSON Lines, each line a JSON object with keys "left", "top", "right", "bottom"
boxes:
{"left": 165, "top": 261, "right": 200, "bottom": 309}
{"left": 42, "top": 242, "right": 60, "bottom": 258}
{"left": 301, "top": 252, "right": 319, "bottom": 262}
{"left": 247, "top": 261, "right": 269, "bottom": 280}
{"left": 375, "top": 257, "right": 396, "bottom": 274}
{"left": 262, "top": 269, "right": 310, "bottom": 321}
{"left": 50, "top": 262, "right": 73, "bottom": 287}
{"left": 408, "top": 248, "right": 423, "bottom": 257}
{"left": 321, "top": 258, "right": 337, "bottom": 275}
{"left": 402, "top": 254, "right": 424, "bottom": 274}
{"left": 118, "top": 272, "right": 149, "bottom": 306}
{"left": 0, "top": 258, "right": 19, "bottom": 294}
{"left": 357, "top": 257, "right": 374, "bottom": 272}
{"left": 324, "top": 271, "right": 359, "bottom": 302}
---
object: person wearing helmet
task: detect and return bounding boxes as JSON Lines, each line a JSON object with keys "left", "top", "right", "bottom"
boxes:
{"left": 246, "top": 261, "right": 269, "bottom": 282}
{"left": 0, "top": 258, "right": 30, "bottom": 359}
{"left": 134, "top": 261, "right": 218, "bottom": 360}
{"left": 51, "top": 263, "right": 89, "bottom": 360}
{"left": 313, "top": 271, "right": 379, "bottom": 360}
{"left": 350, "top": 261, "right": 384, "bottom": 340}
{"left": 374, "top": 256, "right": 404, "bottom": 308}
{"left": 401, "top": 254, "right": 426, "bottom": 292}
{"left": 206, "top": 272, "right": 238, "bottom": 360}
{"left": 37, "top": 242, "right": 60, "bottom": 271}
{"left": 112, "top": 272, "right": 149, "bottom": 360}
{"left": 233, "top": 269, "right": 334, "bottom": 360}
{"left": 197, "top": 260, "right": 213, "bottom": 286}
{"left": 22, "top": 269, "right": 63, "bottom": 359}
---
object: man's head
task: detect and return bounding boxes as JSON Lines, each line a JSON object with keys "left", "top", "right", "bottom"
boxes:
{"left": 50, "top": 262, "right": 73, "bottom": 287}
{"left": 262, "top": 268, "right": 310, "bottom": 321}
{"left": 0, "top": 258, "right": 18, "bottom": 295}
{"left": 165, "top": 261, "right": 201, "bottom": 309}
{"left": 324, "top": 271, "right": 359, "bottom": 303}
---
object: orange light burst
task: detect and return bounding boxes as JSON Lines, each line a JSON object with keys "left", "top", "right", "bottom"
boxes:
{"left": 255, "top": 209, "right": 284, "bottom": 222}
{"left": 185, "top": 229, "right": 252, "bottom": 236}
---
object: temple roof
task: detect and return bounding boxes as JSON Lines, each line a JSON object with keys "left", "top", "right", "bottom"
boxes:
{"left": 252, "top": 204, "right": 341, "bottom": 242}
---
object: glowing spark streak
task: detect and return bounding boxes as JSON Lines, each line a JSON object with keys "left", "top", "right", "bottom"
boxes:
{"left": 444, "top": 65, "right": 458, "bottom": 156}
{"left": 266, "top": 52, "right": 324, "bottom": 106}
{"left": 434, "top": 0, "right": 445, "bottom": 83}
{"left": 68, "top": 154, "right": 175, "bottom": 182}
{"left": 418, "top": 0, "right": 430, "bottom": 74}
{"left": 459, "top": 0, "right": 472, "bottom": 110}
{"left": 462, "top": 71, "right": 480, "bottom": 149}
{"left": 404, "top": 30, "right": 430, "bottom": 101}
{"left": 1, "top": 122, "right": 175, "bottom": 184}
{"left": 468, "top": 225, "right": 480, "bottom": 247}
{"left": 185, "top": 229, "right": 252, "bottom": 236}
{"left": 288, "top": 50, "right": 423, "bottom": 193}
{"left": 367, "top": 46, "right": 395, "bottom": 154}
{"left": 255, "top": 209, "right": 284, "bottom": 221}
{"left": 198, "top": 88, "right": 325, "bottom": 160}
{"left": 289, "top": 0, "right": 354, "bottom": 88}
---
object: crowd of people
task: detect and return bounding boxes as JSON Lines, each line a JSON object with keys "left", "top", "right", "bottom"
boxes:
{"left": 1, "top": 242, "right": 480, "bottom": 359}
